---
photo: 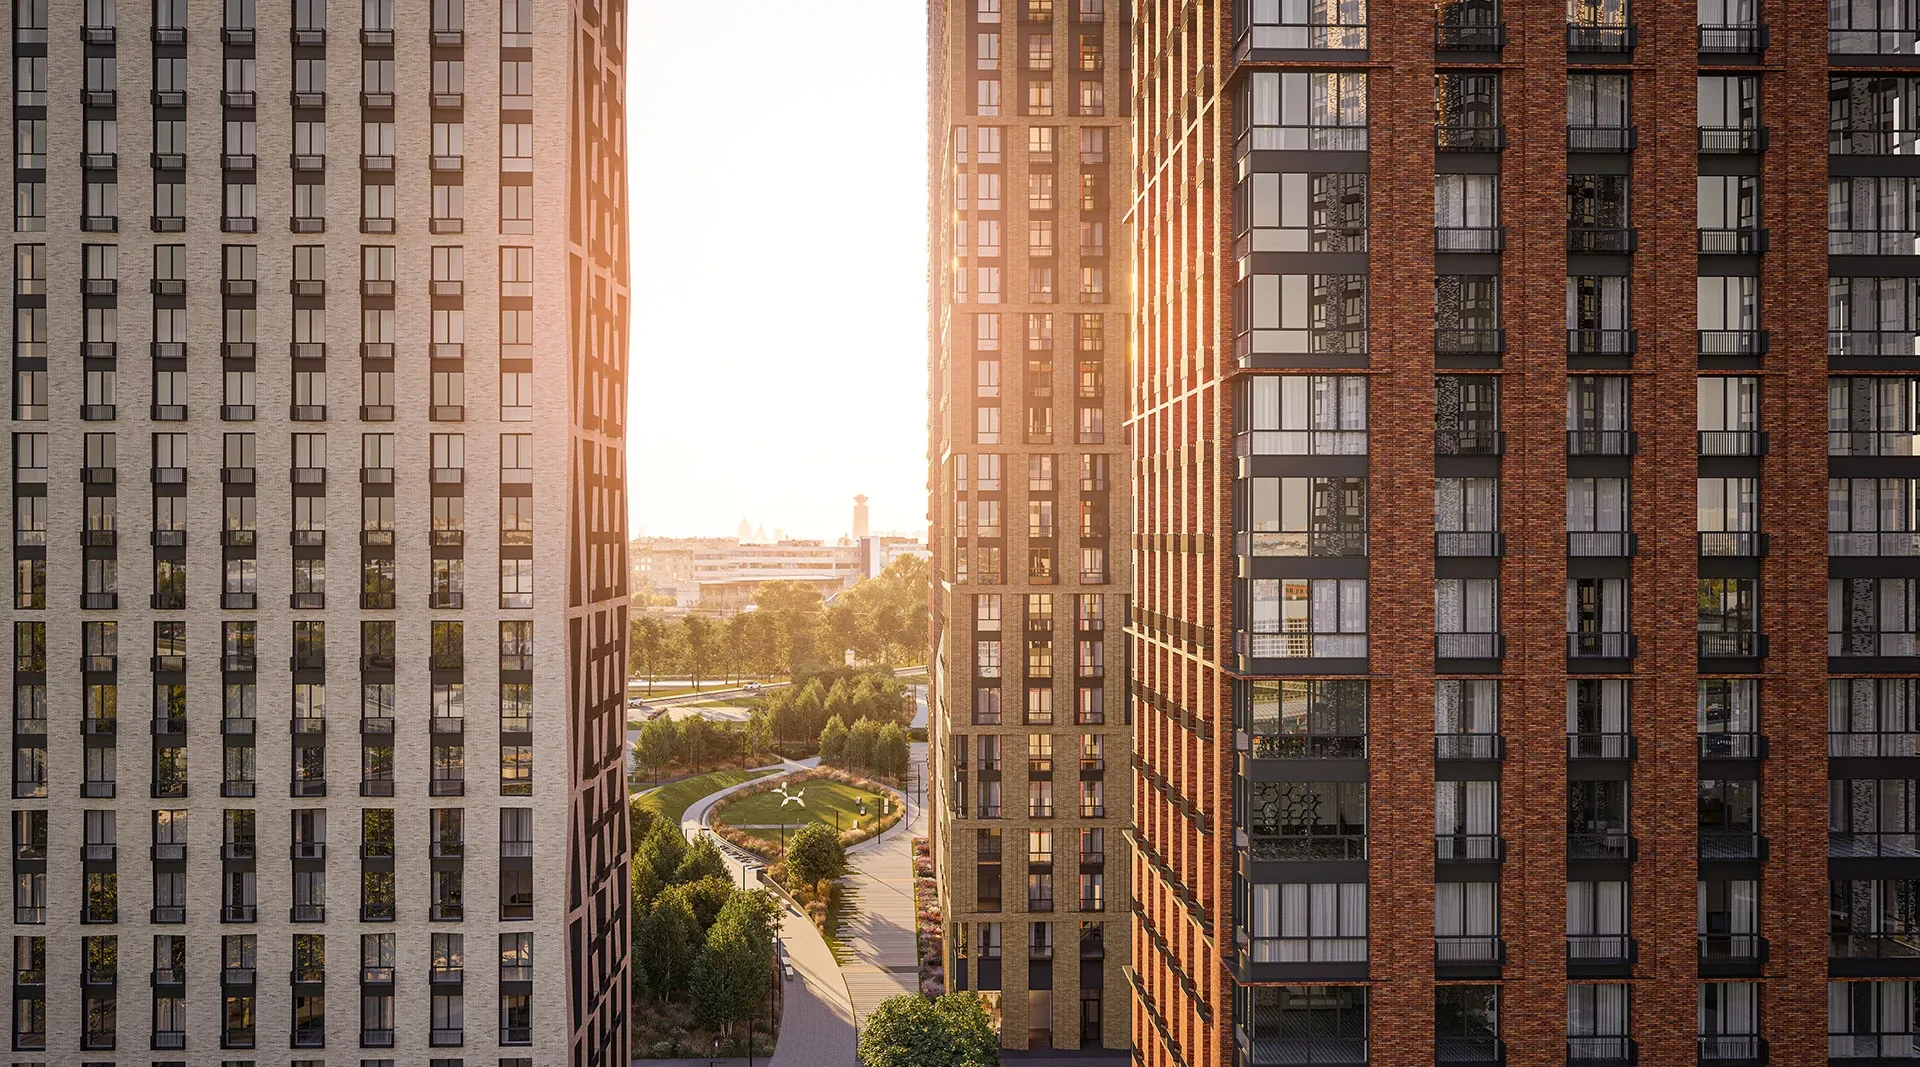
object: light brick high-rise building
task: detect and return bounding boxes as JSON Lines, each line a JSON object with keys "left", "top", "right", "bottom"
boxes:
{"left": 927, "top": 0, "right": 1133, "bottom": 1052}
{"left": 0, "top": 0, "right": 632, "bottom": 1062}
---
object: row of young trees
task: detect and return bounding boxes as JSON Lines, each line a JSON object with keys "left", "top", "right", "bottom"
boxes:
{"left": 820, "top": 715, "right": 911, "bottom": 782}
{"left": 630, "top": 714, "right": 769, "bottom": 784}
{"left": 629, "top": 804, "right": 781, "bottom": 1044}
{"left": 766, "top": 666, "right": 909, "bottom": 746}
{"left": 629, "top": 555, "right": 930, "bottom": 689}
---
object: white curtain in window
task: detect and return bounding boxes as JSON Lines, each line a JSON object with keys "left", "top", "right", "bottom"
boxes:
{"left": 1699, "top": 982, "right": 1758, "bottom": 1036}
{"left": 1436, "top": 579, "right": 1498, "bottom": 633}
{"left": 1569, "top": 983, "right": 1629, "bottom": 1037}
{"left": 1566, "top": 478, "right": 1627, "bottom": 532}
{"left": 1435, "top": 173, "right": 1498, "bottom": 229}
{"left": 1435, "top": 681, "right": 1499, "bottom": 734}
{"left": 1434, "top": 881, "right": 1497, "bottom": 937}
{"left": 1567, "top": 881, "right": 1627, "bottom": 935}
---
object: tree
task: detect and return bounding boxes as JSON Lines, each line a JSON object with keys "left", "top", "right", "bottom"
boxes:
{"left": 689, "top": 921, "right": 768, "bottom": 1039}
{"left": 634, "top": 892, "right": 702, "bottom": 1000}
{"left": 856, "top": 993, "right": 1001, "bottom": 1067}
{"left": 635, "top": 716, "right": 681, "bottom": 781}
{"left": 724, "top": 613, "right": 753, "bottom": 684}
{"left": 753, "top": 581, "right": 826, "bottom": 673}
{"left": 630, "top": 615, "right": 670, "bottom": 693}
{"left": 683, "top": 715, "right": 717, "bottom": 774}
{"left": 629, "top": 796, "right": 662, "bottom": 854}
{"left": 875, "top": 721, "right": 910, "bottom": 781}
{"left": 824, "top": 601, "right": 863, "bottom": 665}
{"left": 745, "top": 709, "right": 772, "bottom": 763}
{"left": 783, "top": 822, "right": 846, "bottom": 888}
{"left": 681, "top": 615, "right": 719, "bottom": 692}
{"left": 638, "top": 821, "right": 688, "bottom": 886}
{"left": 818, "top": 715, "right": 848, "bottom": 765}
{"left": 846, "top": 718, "right": 880, "bottom": 773}
{"left": 674, "top": 875, "right": 739, "bottom": 931}
{"left": 739, "top": 609, "right": 781, "bottom": 678}
{"left": 674, "top": 834, "right": 728, "bottom": 885}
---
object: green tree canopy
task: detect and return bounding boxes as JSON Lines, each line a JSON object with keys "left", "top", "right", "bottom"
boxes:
{"left": 634, "top": 891, "right": 702, "bottom": 1000}
{"left": 819, "top": 715, "right": 849, "bottom": 765}
{"left": 783, "top": 822, "right": 846, "bottom": 888}
{"left": 637, "top": 820, "right": 688, "bottom": 886}
{"left": 856, "top": 993, "right": 1001, "bottom": 1067}
{"left": 674, "top": 834, "right": 728, "bottom": 885}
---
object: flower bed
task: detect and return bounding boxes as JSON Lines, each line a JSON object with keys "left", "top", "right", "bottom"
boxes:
{"left": 913, "top": 837, "right": 945, "bottom": 995}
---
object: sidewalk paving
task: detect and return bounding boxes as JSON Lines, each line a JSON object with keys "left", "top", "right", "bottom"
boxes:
{"left": 835, "top": 743, "right": 927, "bottom": 1030}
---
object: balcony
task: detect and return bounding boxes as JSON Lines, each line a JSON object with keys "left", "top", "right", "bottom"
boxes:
{"left": 1699, "top": 126, "right": 1769, "bottom": 154}
{"left": 1831, "top": 429, "right": 1920, "bottom": 455}
{"left": 1436, "top": 633, "right": 1504, "bottom": 659}
{"left": 1831, "top": 631, "right": 1918, "bottom": 658}
{"left": 1698, "top": 1036, "right": 1766, "bottom": 1065}
{"left": 1567, "top": 531, "right": 1635, "bottom": 558}
{"left": 149, "top": 905, "right": 185, "bottom": 924}
{"left": 1567, "top": 832, "right": 1637, "bottom": 861}
{"left": 1568, "top": 228, "right": 1638, "bottom": 254}
{"left": 1567, "top": 733, "right": 1635, "bottom": 760}
{"left": 1567, "top": 125, "right": 1637, "bottom": 152}
{"left": 1700, "top": 733, "right": 1767, "bottom": 760}
{"left": 1435, "top": 21, "right": 1505, "bottom": 50}
{"left": 431, "top": 1027, "right": 464, "bottom": 1047}
{"left": 1700, "top": 933, "right": 1768, "bottom": 964}
{"left": 1698, "top": 532, "right": 1767, "bottom": 557}
{"left": 1567, "top": 430, "right": 1636, "bottom": 456}
{"left": 1436, "top": 429, "right": 1504, "bottom": 456}
{"left": 1699, "top": 430, "right": 1767, "bottom": 457}
{"left": 1700, "top": 23, "right": 1768, "bottom": 51}
{"left": 430, "top": 779, "right": 466, "bottom": 797}
{"left": 1435, "top": 329, "right": 1506, "bottom": 359}
{"left": 289, "top": 778, "right": 327, "bottom": 797}
{"left": 1567, "top": 934, "right": 1636, "bottom": 965}
{"left": 1699, "top": 831, "right": 1768, "bottom": 861}
{"left": 1436, "top": 531, "right": 1503, "bottom": 557}
{"left": 1568, "top": 329, "right": 1637, "bottom": 356}
{"left": 1435, "top": 733, "right": 1504, "bottom": 761}
{"left": 289, "top": 903, "right": 325, "bottom": 922}
{"left": 1436, "top": 125, "right": 1506, "bottom": 152}
{"left": 1831, "top": 231, "right": 1920, "bottom": 256}
{"left": 222, "top": 904, "right": 258, "bottom": 923}
{"left": 1567, "top": 1037, "right": 1636, "bottom": 1065}
{"left": 361, "top": 1028, "right": 395, "bottom": 1048}
{"left": 1435, "top": 834, "right": 1504, "bottom": 862}
{"left": 154, "top": 1031, "right": 189, "bottom": 1053}
{"left": 1569, "top": 632, "right": 1636, "bottom": 659}
{"left": 1566, "top": 24, "right": 1637, "bottom": 51}
{"left": 1699, "top": 227, "right": 1770, "bottom": 255}
{"left": 1434, "top": 935, "right": 1505, "bottom": 965}
{"left": 1436, "top": 227, "right": 1505, "bottom": 253}
{"left": 1832, "top": 531, "right": 1920, "bottom": 557}
{"left": 1236, "top": 530, "right": 1365, "bottom": 558}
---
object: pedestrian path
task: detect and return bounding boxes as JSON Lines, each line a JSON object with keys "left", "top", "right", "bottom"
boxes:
{"left": 834, "top": 744, "right": 926, "bottom": 1030}
{"left": 673, "top": 757, "right": 859, "bottom": 1067}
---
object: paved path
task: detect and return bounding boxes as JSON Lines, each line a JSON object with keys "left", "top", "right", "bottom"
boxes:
{"left": 834, "top": 743, "right": 927, "bottom": 1030}
{"left": 676, "top": 758, "right": 859, "bottom": 1067}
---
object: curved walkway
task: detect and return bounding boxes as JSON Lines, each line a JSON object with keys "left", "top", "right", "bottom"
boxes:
{"left": 834, "top": 743, "right": 926, "bottom": 1030}
{"left": 678, "top": 757, "right": 860, "bottom": 1067}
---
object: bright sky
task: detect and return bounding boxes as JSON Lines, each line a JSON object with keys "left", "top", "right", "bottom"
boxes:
{"left": 624, "top": 1, "right": 929, "bottom": 542}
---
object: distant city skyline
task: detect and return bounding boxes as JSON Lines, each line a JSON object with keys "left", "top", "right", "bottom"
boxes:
{"left": 624, "top": 0, "right": 927, "bottom": 540}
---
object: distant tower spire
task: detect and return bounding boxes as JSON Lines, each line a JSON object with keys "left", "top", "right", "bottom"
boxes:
{"left": 852, "top": 495, "right": 871, "bottom": 540}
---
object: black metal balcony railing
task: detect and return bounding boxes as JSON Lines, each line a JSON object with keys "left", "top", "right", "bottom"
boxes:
{"left": 1699, "top": 227, "right": 1769, "bottom": 254}
{"left": 1699, "top": 531, "right": 1766, "bottom": 558}
{"left": 1436, "top": 429, "right": 1504, "bottom": 456}
{"left": 1247, "top": 734, "right": 1366, "bottom": 760}
{"left": 1699, "top": 126, "right": 1769, "bottom": 154}
{"left": 1568, "top": 1037, "right": 1636, "bottom": 1064}
{"left": 1701, "top": 933, "right": 1767, "bottom": 962}
{"left": 1435, "top": 834, "right": 1504, "bottom": 862}
{"left": 1437, "top": 125, "right": 1506, "bottom": 152}
{"left": 1699, "top": 430, "right": 1767, "bottom": 456}
{"left": 1568, "top": 329, "right": 1638, "bottom": 356}
{"left": 1435, "top": 20, "right": 1506, "bottom": 50}
{"left": 1699, "top": 23, "right": 1768, "bottom": 51}
{"left": 1830, "top": 330, "right": 1920, "bottom": 357}
{"left": 1699, "top": 831, "right": 1767, "bottom": 861}
{"left": 1829, "top": 832, "right": 1920, "bottom": 859}
{"left": 1436, "top": 227, "right": 1505, "bottom": 253}
{"left": 1567, "top": 733, "right": 1635, "bottom": 760}
{"left": 1567, "top": 430, "right": 1636, "bottom": 456}
{"left": 1567, "top": 934, "right": 1635, "bottom": 962}
{"left": 1435, "top": 733, "right": 1504, "bottom": 761}
{"left": 1434, "top": 935, "right": 1504, "bottom": 964}
{"left": 1569, "top": 632, "right": 1636, "bottom": 658}
{"left": 1700, "top": 733, "right": 1766, "bottom": 759}
{"left": 1698, "top": 1035, "right": 1766, "bottom": 1064}
{"left": 1700, "top": 631, "right": 1769, "bottom": 658}
{"left": 1435, "top": 328, "right": 1506, "bottom": 355}
{"left": 1567, "top": 531, "right": 1635, "bottom": 557}
{"left": 1568, "top": 227, "right": 1638, "bottom": 254}
{"left": 1567, "top": 23, "right": 1637, "bottom": 51}
{"left": 1436, "top": 633, "right": 1504, "bottom": 659}
{"left": 1831, "top": 631, "right": 1920, "bottom": 657}
{"left": 1436, "top": 531, "right": 1503, "bottom": 557}
{"left": 1567, "top": 125, "right": 1637, "bottom": 152}
{"left": 1567, "top": 831, "right": 1636, "bottom": 860}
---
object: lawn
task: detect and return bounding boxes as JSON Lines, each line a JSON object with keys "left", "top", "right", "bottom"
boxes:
{"left": 637, "top": 768, "right": 779, "bottom": 827}
{"left": 715, "top": 779, "right": 897, "bottom": 833}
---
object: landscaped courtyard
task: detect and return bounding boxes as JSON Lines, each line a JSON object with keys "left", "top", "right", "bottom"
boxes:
{"left": 715, "top": 777, "right": 897, "bottom": 834}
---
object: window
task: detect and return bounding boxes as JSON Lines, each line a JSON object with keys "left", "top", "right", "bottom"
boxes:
{"left": 1244, "top": 781, "right": 1367, "bottom": 858}
{"left": 1234, "top": 272, "right": 1367, "bottom": 356}
{"left": 1238, "top": 72, "right": 1369, "bottom": 150}
{"left": 1244, "top": 881, "right": 1367, "bottom": 962}
{"left": 1245, "top": 578, "right": 1367, "bottom": 658}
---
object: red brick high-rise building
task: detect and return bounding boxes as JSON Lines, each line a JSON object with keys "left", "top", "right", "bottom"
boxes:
{"left": 1126, "top": 0, "right": 1868, "bottom": 1064}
